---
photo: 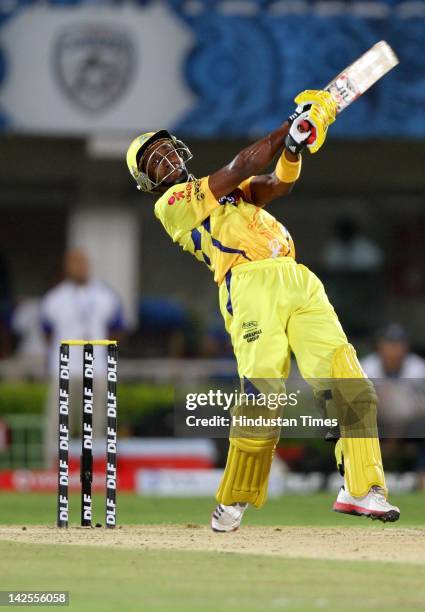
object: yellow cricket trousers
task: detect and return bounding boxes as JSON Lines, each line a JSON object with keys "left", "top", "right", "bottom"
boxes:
{"left": 216, "top": 257, "right": 386, "bottom": 506}
{"left": 219, "top": 257, "right": 347, "bottom": 379}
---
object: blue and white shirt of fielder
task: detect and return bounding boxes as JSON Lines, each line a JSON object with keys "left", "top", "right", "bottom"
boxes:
{"left": 40, "top": 279, "right": 125, "bottom": 377}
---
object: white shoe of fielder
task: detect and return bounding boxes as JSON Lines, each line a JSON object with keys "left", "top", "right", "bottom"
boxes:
{"left": 211, "top": 502, "right": 248, "bottom": 532}
{"left": 333, "top": 486, "right": 400, "bottom": 522}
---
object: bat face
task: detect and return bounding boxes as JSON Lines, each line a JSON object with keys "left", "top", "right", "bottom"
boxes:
{"left": 326, "top": 74, "right": 361, "bottom": 113}
{"left": 325, "top": 41, "right": 399, "bottom": 114}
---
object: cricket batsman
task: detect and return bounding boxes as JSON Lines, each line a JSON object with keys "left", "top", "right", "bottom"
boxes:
{"left": 126, "top": 89, "right": 400, "bottom": 531}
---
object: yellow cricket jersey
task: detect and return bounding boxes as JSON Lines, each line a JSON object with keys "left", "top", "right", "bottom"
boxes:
{"left": 154, "top": 176, "right": 295, "bottom": 286}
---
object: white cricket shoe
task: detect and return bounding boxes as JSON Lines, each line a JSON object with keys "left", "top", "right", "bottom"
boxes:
{"left": 333, "top": 486, "right": 400, "bottom": 522}
{"left": 211, "top": 502, "right": 248, "bottom": 532}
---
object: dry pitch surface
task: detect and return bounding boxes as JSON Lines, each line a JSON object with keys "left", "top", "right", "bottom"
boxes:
{"left": 1, "top": 524, "right": 424, "bottom": 564}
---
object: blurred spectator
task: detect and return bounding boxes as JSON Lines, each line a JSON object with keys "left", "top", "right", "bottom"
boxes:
{"left": 361, "top": 323, "right": 425, "bottom": 378}
{"left": 138, "top": 297, "right": 201, "bottom": 357}
{"left": 361, "top": 323, "right": 425, "bottom": 490}
{"left": 320, "top": 216, "right": 385, "bottom": 337}
{"left": 40, "top": 249, "right": 126, "bottom": 467}
{"left": 0, "top": 251, "right": 13, "bottom": 358}
{"left": 323, "top": 216, "right": 383, "bottom": 271}
{"left": 12, "top": 297, "right": 46, "bottom": 361}
{"left": 200, "top": 314, "right": 233, "bottom": 360}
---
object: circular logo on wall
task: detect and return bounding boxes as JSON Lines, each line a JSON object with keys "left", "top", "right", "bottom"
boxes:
{"left": 53, "top": 24, "right": 135, "bottom": 113}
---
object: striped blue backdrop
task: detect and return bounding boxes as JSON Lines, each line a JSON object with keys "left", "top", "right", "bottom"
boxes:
{"left": 0, "top": 0, "right": 424, "bottom": 136}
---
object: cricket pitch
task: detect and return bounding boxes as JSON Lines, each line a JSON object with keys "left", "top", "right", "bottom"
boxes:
{"left": 0, "top": 524, "right": 424, "bottom": 564}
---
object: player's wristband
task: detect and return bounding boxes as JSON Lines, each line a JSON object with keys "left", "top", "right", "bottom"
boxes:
{"left": 275, "top": 152, "right": 302, "bottom": 183}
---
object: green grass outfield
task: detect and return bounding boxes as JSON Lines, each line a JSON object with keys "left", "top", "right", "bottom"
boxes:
{"left": 0, "top": 491, "right": 424, "bottom": 527}
{"left": 0, "top": 492, "right": 424, "bottom": 611}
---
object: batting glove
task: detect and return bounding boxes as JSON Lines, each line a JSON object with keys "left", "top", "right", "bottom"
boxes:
{"left": 285, "top": 109, "right": 315, "bottom": 155}
{"left": 286, "top": 90, "right": 337, "bottom": 154}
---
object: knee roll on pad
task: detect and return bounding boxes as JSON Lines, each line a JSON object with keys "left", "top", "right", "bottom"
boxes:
{"left": 216, "top": 437, "right": 277, "bottom": 508}
{"left": 331, "top": 343, "right": 377, "bottom": 406}
{"left": 331, "top": 343, "right": 377, "bottom": 432}
{"left": 331, "top": 343, "right": 364, "bottom": 379}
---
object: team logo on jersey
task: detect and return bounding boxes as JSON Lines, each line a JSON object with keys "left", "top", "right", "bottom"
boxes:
{"left": 168, "top": 191, "right": 185, "bottom": 205}
{"left": 242, "top": 320, "right": 262, "bottom": 343}
{"left": 243, "top": 328, "right": 262, "bottom": 343}
{"left": 185, "top": 182, "right": 193, "bottom": 203}
{"left": 194, "top": 179, "right": 205, "bottom": 201}
{"left": 53, "top": 24, "right": 135, "bottom": 113}
{"left": 269, "top": 238, "right": 283, "bottom": 258}
{"left": 185, "top": 179, "right": 205, "bottom": 203}
{"left": 242, "top": 320, "right": 258, "bottom": 330}
{"left": 219, "top": 188, "right": 242, "bottom": 206}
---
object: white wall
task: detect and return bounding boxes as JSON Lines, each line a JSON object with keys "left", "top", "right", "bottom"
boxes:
{"left": 1, "top": 3, "right": 193, "bottom": 133}
{"left": 68, "top": 206, "right": 139, "bottom": 328}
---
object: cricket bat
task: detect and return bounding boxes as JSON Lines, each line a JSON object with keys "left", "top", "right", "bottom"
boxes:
{"left": 324, "top": 40, "right": 399, "bottom": 114}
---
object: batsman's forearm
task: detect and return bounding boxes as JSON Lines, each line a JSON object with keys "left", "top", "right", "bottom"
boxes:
{"left": 229, "top": 122, "right": 290, "bottom": 178}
